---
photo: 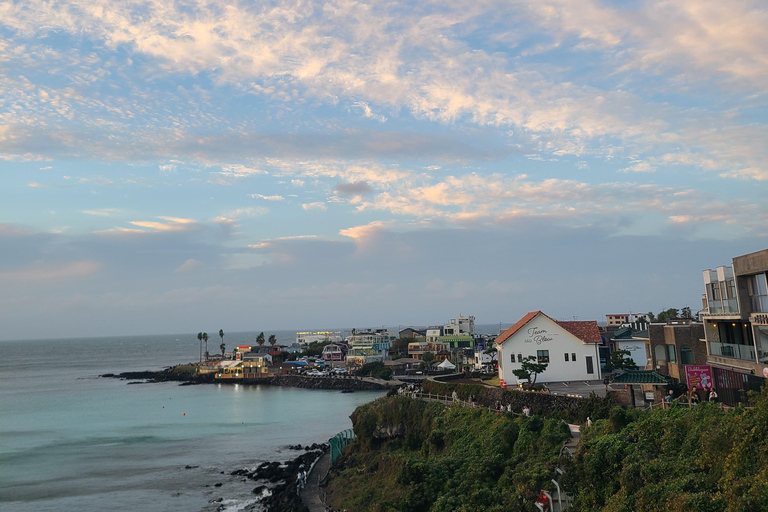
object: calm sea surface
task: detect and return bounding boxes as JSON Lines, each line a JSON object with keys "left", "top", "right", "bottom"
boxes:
{"left": 0, "top": 331, "right": 385, "bottom": 512}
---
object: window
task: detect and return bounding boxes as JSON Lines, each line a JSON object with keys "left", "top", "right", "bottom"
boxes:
{"left": 510, "top": 353, "right": 515, "bottom": 363}
{"left": 681, "top": 347, "right": 693, "bottom": 364}
{"left": 518, "top": 353, "right": 522, "bottom": 362}
{"left": 748, "top": 274, "right": 768, "bottom": 312}
{"left": 667, "top": 344, "right": 677, "bottom": 363}
{"left": 564, "top": 353, "right": 569, "bottom": 361}
{"left": 572, "top": 353, "right": 576, "bottom": 361}
{"left": 537, "top": 350, "right": 549, "bottom": 363}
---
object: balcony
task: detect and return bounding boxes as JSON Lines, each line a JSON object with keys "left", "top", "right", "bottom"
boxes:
{"left": 707, "top": 299, "right": 739, "bottom": 315}
{"left": 709, "top": 342, "right": 756, "bottom": 362}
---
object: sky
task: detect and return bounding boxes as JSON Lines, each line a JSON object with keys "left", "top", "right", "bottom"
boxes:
{"left": 1, "top": 0, "right": 767, "bottom": 340}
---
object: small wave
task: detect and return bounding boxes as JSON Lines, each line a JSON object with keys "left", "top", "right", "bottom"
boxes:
{"left": 212, "top": 497, "right": 262, "bottom": 512}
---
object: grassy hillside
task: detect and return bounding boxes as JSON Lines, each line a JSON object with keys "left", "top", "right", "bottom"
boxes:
{"left": 565, "top": 392, "right": 768, "bottom": 512}
{"left": 325, "top": 386, "right": 768, "bottom": 512}
{"left": 325, "top": 396, "right": 572, "bottom": 512}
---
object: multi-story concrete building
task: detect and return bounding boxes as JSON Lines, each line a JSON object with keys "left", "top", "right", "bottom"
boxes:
{"left": 647, "top": 319, "right": 706, "bottom": 381}
{"left": 606, "top": 314, "right": 629, "bottom": 326}
{"left": 407, "top": 341, "right": 450, "bottom": 360}
{"left": 702, "top": 249, "right": 768, "bottom": 375}
{"left": 345, "top": 329, "right": 395, "bottom": 367}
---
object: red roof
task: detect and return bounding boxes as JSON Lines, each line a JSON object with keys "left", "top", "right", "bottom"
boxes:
{"left": 495, "top": 311, "right": 541, "bottom": 345}
{"left": 555, "top": 321, "right": 602, "bottom": 343}
{"left": 496, "top": 311, "right": 601, "bottom": 345}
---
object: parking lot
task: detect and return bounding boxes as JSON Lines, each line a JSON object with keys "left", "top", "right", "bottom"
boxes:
{"left": 538, "top": 380, "right": 608, "bottom": 398}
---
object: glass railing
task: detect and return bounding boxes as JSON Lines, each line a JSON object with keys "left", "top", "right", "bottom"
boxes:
{"left": 709, "top": 342, "right": 755, "bottom": 361}
{"left": 707, "top": 300, "right": 739, "bottom": 314}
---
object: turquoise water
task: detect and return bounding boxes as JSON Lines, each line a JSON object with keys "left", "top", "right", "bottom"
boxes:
{"left": 0, "top": 333, "right": 384, "bottom": 511}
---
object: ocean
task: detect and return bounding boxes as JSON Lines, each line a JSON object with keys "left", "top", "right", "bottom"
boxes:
{"left": 0, "top": 331, "right": 385, "bottom": 512}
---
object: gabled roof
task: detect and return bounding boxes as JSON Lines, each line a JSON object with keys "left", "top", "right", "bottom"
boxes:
{"left": 495, "top": 311, "right": 541, "bottom": 344}
{"left": 495, "top": 311, "right": 602, "bottom": 345}
{"left": 556, "top": 321, "right": 602, "bottom": 343}
{"left": 613, "top": 327, "right": 633, "bottom": 339}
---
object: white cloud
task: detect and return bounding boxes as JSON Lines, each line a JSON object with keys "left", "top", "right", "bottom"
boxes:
{"left": 250, "top": 193, "right": 284, "bottom": 201}
{"left": 302, "top": 202, "right": 327, "bottom": 211}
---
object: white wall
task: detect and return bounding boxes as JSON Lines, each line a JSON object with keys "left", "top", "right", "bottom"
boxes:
{"left": 616, "top": 340, "right": 648, "bottom": 368}
{"left": 497, "top": 314, "right": 601, "bottom": 383}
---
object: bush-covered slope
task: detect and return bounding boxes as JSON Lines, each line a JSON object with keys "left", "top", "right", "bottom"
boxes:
{"left": 566, "top": 393, "right": 768, "bottom": 512}
{"left": 325, "top": 396, "right": 571, "bottom": 512}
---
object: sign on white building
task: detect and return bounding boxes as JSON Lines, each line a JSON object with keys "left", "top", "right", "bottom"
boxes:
{"left": 495, "top": 311, "right": 603, "bottom": 384}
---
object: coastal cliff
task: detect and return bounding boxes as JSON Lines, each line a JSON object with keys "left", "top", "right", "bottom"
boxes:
{"left": 323, "top": 387, "right": 768, "bottom": 512}
{"left": 323, "top": 395, "right": 574, "bottom": 512}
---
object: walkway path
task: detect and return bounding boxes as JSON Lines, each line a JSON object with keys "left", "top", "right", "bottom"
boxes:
{"left": 298, "top": 449, "right": 330, "bottom": 512}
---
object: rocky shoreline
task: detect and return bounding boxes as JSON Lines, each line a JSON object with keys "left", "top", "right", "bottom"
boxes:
{"left": 231, "top": 443, "right": 326, "bottom": 512}
{"left": 101, "top": 368, "right": 391, "bottom": 391}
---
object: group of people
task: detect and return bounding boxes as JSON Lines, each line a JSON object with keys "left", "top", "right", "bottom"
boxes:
{"left": 397, "top": 383, "right": 423, "bottom": 398}
{"left": 664, "top": 386, "right": 718, "bottom": 408}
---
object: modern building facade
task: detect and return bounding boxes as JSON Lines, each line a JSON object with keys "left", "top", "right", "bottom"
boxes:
{"left": 702, "top": 248, "right": 768, "bottom": 376}
{"left": 345, "top": 329, "right": 395, "bottom": 367}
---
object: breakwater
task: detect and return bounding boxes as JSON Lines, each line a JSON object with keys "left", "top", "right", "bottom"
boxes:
{"left": 102, "top": 368, "right": 390, "bottom": 391}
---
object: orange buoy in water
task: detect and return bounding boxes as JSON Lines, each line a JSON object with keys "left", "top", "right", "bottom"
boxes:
{"left": 183, "top": 413, "right": 186, "bottom": 416}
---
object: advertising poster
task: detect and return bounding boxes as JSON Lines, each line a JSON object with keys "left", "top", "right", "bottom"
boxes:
{"left": 685, "top": 365, "right": 713, "bottom": 390}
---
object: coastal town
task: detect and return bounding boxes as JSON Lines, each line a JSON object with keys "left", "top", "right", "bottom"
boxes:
{"left": 194, "top": 247, "right": 768, "bottom": 411}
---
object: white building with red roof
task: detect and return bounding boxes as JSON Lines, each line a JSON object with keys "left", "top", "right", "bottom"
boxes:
{"left": 495, "top": 311, "right": 603, "bottom": 384}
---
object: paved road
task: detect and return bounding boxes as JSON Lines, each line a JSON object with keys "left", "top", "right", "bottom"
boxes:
{"left": 299, "top": 449, "right": 331, "bottom": 512}
{"left": 542, "top": 379, "right": 608, "bottom": 398}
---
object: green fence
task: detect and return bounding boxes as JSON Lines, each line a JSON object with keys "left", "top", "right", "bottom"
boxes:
{"left": 329, "top": 428, "right": 356, "bottom": 464}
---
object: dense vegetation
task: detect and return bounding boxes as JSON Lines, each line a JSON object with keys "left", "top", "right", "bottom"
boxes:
{"left": 360, "top": 361, "right": 394, "bottom": 380}
{"left": 566, "top": 392, "right": 768, "bottom": 511}
{"left": 325, "top": 383, "right": 768, "bottom": 512}
{"left": 325, "top": 396, "right": 572, "bottom": 512}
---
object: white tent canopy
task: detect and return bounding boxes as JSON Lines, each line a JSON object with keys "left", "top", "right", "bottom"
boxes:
{"left": 437, "top": 359, "right": 456, "bottom": 370}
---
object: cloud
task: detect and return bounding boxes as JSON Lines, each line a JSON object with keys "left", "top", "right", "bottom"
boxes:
{"left": 130, "top": 217, "right": 198, "bottom": 232}
{"left": 82, "top": 208, "right": 121, "bottom": 217}
{"left": 219, "top": 164, "right": 267, "bottom": 178}
{"left": 302, "top": 202, "right": 327, "bottom": 211}
{"left": 250, "top": 193, "right": 284, "bottom": 201}
{"left": 173, "top": 258, "right": 202, "bottom": 273}
{"left": 620, "top": 161, "right": 656, "bottom": 173}
{"left": 0, "top": 260, "right": 101, "bottom": 284}
{"left": 334, "top": 181, "right": 373, "bottom": 196}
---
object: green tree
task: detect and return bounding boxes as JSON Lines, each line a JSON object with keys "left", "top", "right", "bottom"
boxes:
{"left": 512, "top": 356, "right": 548, "bottom": 387}
{"left": 603, "top": 349, "right": 639, "bottom": 372}
{"left": 391, "top": 336, "right": 414, "bottom": 356}
{"left": 268, "top": 334, "right": 277, "bottom": 347}
{"left": 360, "top": 361, "right": 393, "bottom": 380}
{"left": 681, "top": 306, "right": 692, "bottom": 318}
{"left": 202, "top": 332, "right": 209, "bottom": 360}
{"left": 656, "top": 308, "right": 680, "bottom": 323}
{"left": 219, "top": 329, "right": 225, "bottom": 356}
{"left": 256, "top": 332, "right": 265, "bottom": 346}
{"left": 423, "top": 351, "right": 435, "bottom": 363}
{"left": 197, "top": 332, "right": 203, "bottom": 362}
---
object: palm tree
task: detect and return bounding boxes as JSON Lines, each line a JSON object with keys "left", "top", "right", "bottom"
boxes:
{"left": 219, "top": 329, "right": 225, "bottom": 356}
{"left": 268, "top": 334, "right": 277, "bottom": 347}
{"left": 256, "top": 332, "right": 265, "bottom": 346}
{"left": 203, "top": 332, "right": 209, "bottom": 361}
{"left": 197, "top": 332, "right": 203, "bottom": 362}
